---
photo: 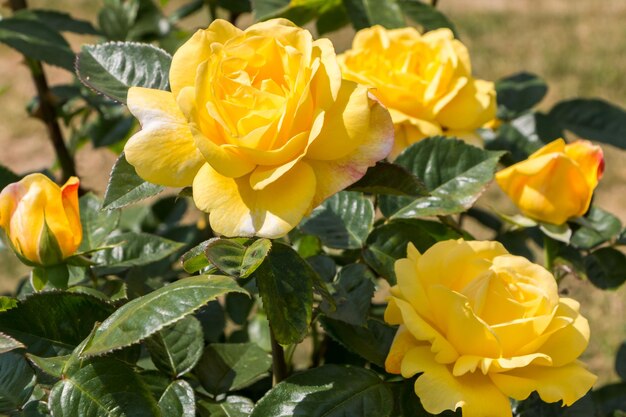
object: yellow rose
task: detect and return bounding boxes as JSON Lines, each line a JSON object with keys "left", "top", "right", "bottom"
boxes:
{"left": 339, "top": 26, "right": 495, "bottom": 159}
{"left": 496, "top": 139, "right": 604, "bottom": 225}
{"left": 124, "top": 19, "right": 393, "bottom": 238}
{"left": 385, "top": 239, "right": 596, "bottom": 417}
{"left": 0, "top": 174, "right": 82, "bottom": 266}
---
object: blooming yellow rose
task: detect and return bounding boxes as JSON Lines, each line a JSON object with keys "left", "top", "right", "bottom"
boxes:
{"left": 339, "top": 26, "right": 496, "bottom": 159}
{"left": 385, "top": 239, "right": 596, "bottom": 417}
{"left": 496, "top": 139, "right": 604, "bottom": 225}
{"left": 0, "top": 174, "right": 82, "bottom": 266}
{"left": 124, "top": 19, "right": 393, "bottom": 238}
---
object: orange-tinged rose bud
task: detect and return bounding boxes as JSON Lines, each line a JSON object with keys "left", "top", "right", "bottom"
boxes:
{"left": 339, "top": 26, "right": 496, "bottom": 159}
{"left": 495, "top": 139, "right": 604, "bottom": 225}
{"left": 0, "top": 174, "right": 82, "bottom": 266}
{"left": 385, "top": 240, "right": 596, "bottom": 417}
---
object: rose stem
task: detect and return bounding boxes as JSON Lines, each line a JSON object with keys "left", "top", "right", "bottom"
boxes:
{"left": 9, "top": 0, "right": 77, "bottom": 183}
{"left": 270, "top": 325, "right": 288, "bottom": 385}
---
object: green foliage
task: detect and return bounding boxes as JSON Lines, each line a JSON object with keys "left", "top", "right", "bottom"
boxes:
{"left": 496, "top": 72, "right": 548, "bottom": 119}
{"left": 157, "top": 380, "right": 195, "bottom": 417}
{"left": 145, "top": 316, "right": 204, "bottom": 377}
{"left": 0, "top": 352, "right": 36, "bottom": 412}
{"left": 103, "top": 153, "right": 164, "bottom": 209}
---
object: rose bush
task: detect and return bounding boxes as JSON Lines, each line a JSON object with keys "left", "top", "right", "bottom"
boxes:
{"left": 0, "top": 174, "right": 81, "bottom": 266}
{"left": 339, "top": 25, "right": 496, "bottom": 159}
{"left": 496, "top": 139, "right": 604, "bottom": 225}
{"left": 124, "top": 18, "right": 393, "bottom": 238}
{"left": 385, "top": 239, "right": 597, "bottom": 417}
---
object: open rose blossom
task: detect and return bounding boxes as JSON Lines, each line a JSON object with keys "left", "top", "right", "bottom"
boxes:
{"left": 385, "top": 239, "right": 596, "bottom": 417}
{"left": 339, "top": 26, "right": 496, "bottom": 159}
{"left": 124, "top": 19, "right": 393, "bottom": 238}
{"left": 496, "top": 138, "right": 604, "bottom": 225}
{"left": 0, "top": 174, "right": 82, "bottom": 266}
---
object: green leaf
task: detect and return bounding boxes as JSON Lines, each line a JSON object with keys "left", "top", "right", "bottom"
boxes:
{"left": 0, "top": 165, "right": 20, "bottom": 190}
{"left": 198, "top": 396, "right": 254, "bottom": 417}
{"left": 81, "top": 275, "right": 243, "bottom": 357}
{"left": 363, "top": 218, "right": 460, "bottom": 283}
{"left": 226, "top": 292, "right": 254, "bottom": 325}
{"left": 49, "top": 357, "right": 160, "bottom": 417}
{"left": 26, "top": 354, "right": 69, "bottom": 379}
{"left": 539, "top": 222, "right": 571, "bottom": 244}
{"left": 253, "top": 243, "right": 314, "bottom": 344}
{"left": 218, "top": 0, "right": 252, "bottom": 14}
{"left": 76, "top": 41, "right": 171, "bottom": 103}
{"left": 396, "top": 0, "right": 457, "bottom": 35}
{"left": 571, "top": 207, "right": 622, "bottom": 249}
{"left": 180, "top": 240, "right": 213, "bottom": 274}
{"left": 316, "top": 2, "right": 349, "bottom": 35}
{"left": 0, "top": 16, "right": 74, "bottom": 70}
{"left": 97, "top": 0, "right": 139, "bottom": 41}
{"left": 250, "top": 365, "right": 393, "bottom": 417}
{"left": 347, "top": 162, "right": 429, "bottom": 197}
{"left": 300, "top": 191, "right": 374, "bottom": 249}
{"left": 584, "top": 248, "right": 626, "bottom": 290}
{"left": 93, "top": 232, "right": 184, "bottom": 269}
{"left": 0, "top": 293, "right": 113, "bottom": 356}
{"left": 12, "top": 400, "right": 51, "bottom": 417}
{"left": 205, "top": 238, "right": 271, "bottom": 278}
{"left": 380, "top": 137, "right": 504, "bottom": 218}
{"left": 253, "top": 0, "right": 338, "bottom": 25}
{"left": 592, "top": 383, "right": 626, "bottom": 417}
{"left": 0, "top": 352, "right": 36, "bottom": 413}
{"left": 158, "top": 380, "right": 195, "bottom": 417}
{"left": 14, "top": 10, "right": 99, "bottom": 35}
{"left": 320, "top": 264, "right": 375, "bottom": 326}
{"left": 341, "top": 0, "right": 404, "bottom": 30}
{"left": 145, "top": 316, "right": 204, "bottom": 378}
{"left": 496, "top": 72, "right": 548, "bottom": 119}
{"left": 195, "top": 343, "right": 272, "bottom": 395}
{"left": 549, "top": 98, "right": 626, "bottom": 149}
{"left": 78, "top": 193, "right": 120, "bottom": 252}
{"left": 0, "top": 332, "right": 24, "bottom": 354}
{"left": 484, "top": 118, "right": 543, "bottom": 164}
{"left": 196, "top": 301, "right": 226, "bottom": 343}
{"left": 103, "top": 153, "right": 164, "bottom": 210}
{"left": 320, "top": 318, "right": 395, "bottom": 367}
{"left": 616, "top": 341, "right": 626, "bottom": 381}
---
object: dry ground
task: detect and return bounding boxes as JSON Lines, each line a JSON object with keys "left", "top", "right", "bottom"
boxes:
{"left": 0, "top": 0, "right": 624, "bottom": 385}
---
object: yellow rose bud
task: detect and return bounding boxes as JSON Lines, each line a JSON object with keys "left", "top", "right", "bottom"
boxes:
{"left": 385, "top": 240, "right": 596, "bottom": 417}
{"left": 339, "top": 26, "right": 496, "bottom": 159}
{"left": 496, "top": 139, "right": 604, "bottom": 225}
{"left": 124, "top": 18, "right": 393, "bottom": 238}
{"left": 0, "top": 174, "right": 82, "bottom": 266}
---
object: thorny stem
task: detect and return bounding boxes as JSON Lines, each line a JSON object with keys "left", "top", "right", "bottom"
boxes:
{"left": 9, "top": 0, "right": 77, "bottom": 183}
{"left": 437, "top": 215, "right": 465, "bottom": 236}
{"left": 270, "top": 326, "right": 288, "bottom": 385}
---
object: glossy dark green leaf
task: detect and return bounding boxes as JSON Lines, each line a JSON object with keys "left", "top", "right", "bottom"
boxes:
{"left": 592, "top": 383, "right": 626, "bottom": 417}
{"left": 93, "top": 232, "right": 184, "bottom": 269}
{"left": 549, "top": 99, "right": 626, "bottom": 149}
{"left": 253, "top": 243, "right": 314, "bottom": 344}
{"left": 197, "top": 396, "right": 254, "bottom": 417}
{"left": 615, "top": 341, "right": 626, "bottom": 381}
{"left": 0, "top": 332, "right": 24, "bottom": 354}
{"left": 300, "top": 191, "right": 374, "bottom": 249}
{"left": 484, "top": 119, "right": 543, "bottom": 164}
{"left": 342, "top": 0, "right": 404, "bottom": 29}
{"left": 320, "top": 318, "right": 395, "bottom": 368}
{"left": 146, "top": 316, "right": 203, "bottom": 377}
{"left": 12, "top": 400, "right": 51, "bottom": 417}
{"left": 226, "top": 292, "right": 254, "bottom": 325}
{"left": 78, "top": 193, "right": 120, "bottom": 252}
{"left": 241, "top": 239, "right": 273, "bottom": 278}
{"left": 254, "top": 0, "right": 338, "bottom": 26}
{"left": 320, "top": 264, "right": 375, "bottom": 326}
{"left": 49, "top": 357, "right": 160, "bottom": 417}
{"left": 195, "top": 343, "right": 272, "bottom": 395}
{"left": 206, "top": 238, "right": 271, "bottom": 278}
{"left": 0, "top": 16, "right": 74, "bottom": 70}
{"left": 97, "top": 0, "right": 139, "bottom": 41}
{"left": 158, "top": 380, "right": 195, "bottom": 417}
{"left": 397, "top": 0, "right": 457, "bottom": 35}
{"left": 195, "top": 301, "right": 226, "bottom": 343}
{"left": 363, "top": 218, "right": 460, "bottom": 283}
{"left": 103, "top": 153, "right": 165, "bottom": 210}
{"left": 82, "top": 275, "right": 244, "bottom": 357}
{"left": 571, "top": 207, "right": 622, "bottom": 249}
{"left": 218, "top": 0, "right": 252, "bottom": 13}
{"left": 584, "top": 248, "right": 626, "bottom": 290}
{"left": 0, "top": 293, "right": 113, "bottom": 356}
{"left": 0, "top": 352, "right": 36, "bottom": 412}
{"left": 347, "top": 162, "right": 428, "bottom": 197}
{"left": 76, "top": 41, "right": 171, "bottom": 103}
{"left": 512, "top": 391, "right": 595, "bottom": 417}
{"left": 250, "top": 365, "right": 393, "bottom": 417}
{"left": 380, "top": 137, "right": 504, "bottom": 218}
{"left": 316, "top": 2, "right": 350, "bottom": 35}
{"left": 14, "top": 10, "right": 99, "bottom": 35}
{"left": 181, "top": 240, "right": 213, "bottom": 274}
{"left": 0, "top": 165, "right": 20, "bottom": 190}
{"left": 496, "top": 72, "right": 548, "bottom": 119}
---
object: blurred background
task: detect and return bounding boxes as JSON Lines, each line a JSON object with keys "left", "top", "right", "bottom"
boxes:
{"left": 0, "top": 0, "right": 624, "bottom": 385}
